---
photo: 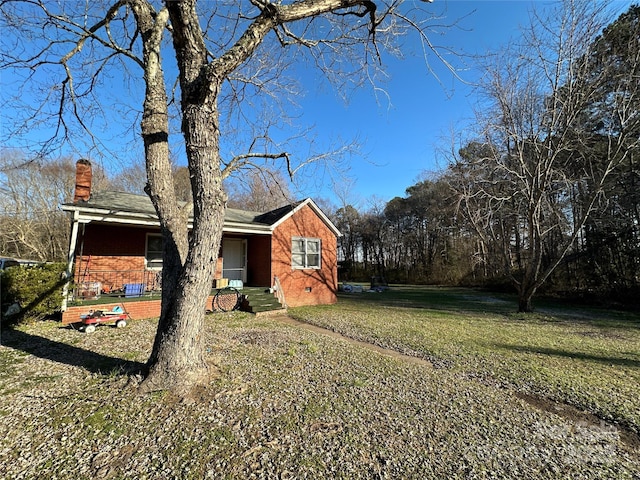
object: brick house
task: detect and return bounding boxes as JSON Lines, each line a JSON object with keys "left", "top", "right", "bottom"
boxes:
{"left": 61, "top": 162, "right": 341, "bottom": 323}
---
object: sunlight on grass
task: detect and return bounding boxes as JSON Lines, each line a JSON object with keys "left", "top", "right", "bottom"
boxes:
{"left": 2, "top": 296, "right": 639, "bottom": 478}
{"left": 290, "top": 286, "right": 640, "bottom": 432}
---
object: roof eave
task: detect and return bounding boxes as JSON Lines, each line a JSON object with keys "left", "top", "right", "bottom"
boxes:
{"left": 223, "top": 222, "right": 272, "bottom": 234}
{"left": 62, "top": 204, "right": 162, "bottom": 226}
{"left": 63, "top": 204, "right": 272, "bottom": 234}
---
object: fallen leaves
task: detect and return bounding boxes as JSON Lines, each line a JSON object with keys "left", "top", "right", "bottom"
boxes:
{"left": 0, "top": 313, "right": 638, "bottom": 478}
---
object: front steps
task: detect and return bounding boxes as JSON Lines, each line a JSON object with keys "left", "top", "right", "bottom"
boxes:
{"left": 240, "top": 287, "right": 286, "bottom": 315}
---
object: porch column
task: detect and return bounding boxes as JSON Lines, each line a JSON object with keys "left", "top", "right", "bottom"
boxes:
{"left": 61, "top": 211, "right": 80, "bottom": 312}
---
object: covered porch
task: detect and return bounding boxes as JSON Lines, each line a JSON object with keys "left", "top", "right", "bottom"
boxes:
{"left": 62, "top": 231, "right": 285, "bottom": 324}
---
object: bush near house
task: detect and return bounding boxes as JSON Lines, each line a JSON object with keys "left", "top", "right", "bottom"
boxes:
{"left": 0, "top": 262, "right": 66, "bottom": 326}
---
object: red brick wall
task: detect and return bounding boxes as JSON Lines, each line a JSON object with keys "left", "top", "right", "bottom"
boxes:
{"left": 80, "top": 223, "right": 151, "bottom": 256}
{"left": 62, "top": 295, "right": 216, "bottom": 324}
{"left": 271, "top": 205, "right": 338, "bottom": 307}
{"left": 74, "top": 223, "right": 156, "bottom": 289}
{"left": 73, "top": 223, "right": 237, "bottom": 292}
{"left": 69, "top": 206, "right": 338, "bottom": 310}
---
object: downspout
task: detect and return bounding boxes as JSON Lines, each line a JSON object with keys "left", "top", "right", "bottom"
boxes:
{"left": 61, "top": 210, "right": 80, "bottom": 312}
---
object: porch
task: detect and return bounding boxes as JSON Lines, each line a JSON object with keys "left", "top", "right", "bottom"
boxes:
{"left": 62, "top": 268, "right": 286, "bottom": 324}
{"left": 62, "top": 188, "right": 339, "bottom": 313}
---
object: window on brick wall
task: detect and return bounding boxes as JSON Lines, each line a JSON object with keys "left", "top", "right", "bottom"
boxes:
{"left": 146, "top": 233, "right": 163, "bottom": 270}
{"left": 292, "top": 237, "right": 321, "bottom": 269}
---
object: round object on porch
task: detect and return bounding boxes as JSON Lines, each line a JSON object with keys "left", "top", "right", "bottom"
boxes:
{"left": 214, "top": 287, "right": 240, "bottom": 312}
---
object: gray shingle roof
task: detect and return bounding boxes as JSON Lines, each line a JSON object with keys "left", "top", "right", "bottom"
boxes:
{"left": 74, "top": 191, "right": 158, "bottom": 215}
{"left": 64, "top": 190, "right": 296, "bottom": 228}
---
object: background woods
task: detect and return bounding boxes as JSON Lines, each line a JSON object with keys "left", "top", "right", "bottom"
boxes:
{"left": 334, "top": 4, "right": 640, "bottom": 310}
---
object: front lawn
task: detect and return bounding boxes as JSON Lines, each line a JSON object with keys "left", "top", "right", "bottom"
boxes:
{"left": 291, "top": 285, "right": 640, "bottom": 435}
{"left": 0, "top": 286, "right": 638, "bottom": 478}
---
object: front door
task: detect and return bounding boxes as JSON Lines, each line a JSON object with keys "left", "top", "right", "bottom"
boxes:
{"left": 222, "top": 238, "right": 247, "bottom": 282}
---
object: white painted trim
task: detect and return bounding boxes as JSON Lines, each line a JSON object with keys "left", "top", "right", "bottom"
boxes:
{"left": 61, "top": 197, "right": 342, "bottom": 236}
{"left": 62, "top": 207, "right": 276, "bottom": 234}
{"left": 222, "top": 223, "right": 272, "bottom": 234}
{"left": 291, "top": 236, "right": 322, "bottom": 270}
{"left": 145, "top": 232, "right": 164, "bottom": 270}
{"left": 221, "top": 238, "right": 248, "bottom": 282}
{"left": 61, "top": 210, "right": 80, "bottom": 312}
{"left": 269, "top": 198, "right": 342, "bottom": 237}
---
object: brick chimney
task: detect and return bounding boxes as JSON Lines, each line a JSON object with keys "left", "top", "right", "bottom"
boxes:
{"left": 73, "top": 159, "right": 92, "bottom": 203}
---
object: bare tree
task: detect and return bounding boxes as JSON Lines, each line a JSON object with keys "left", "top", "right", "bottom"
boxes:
{"left": 110, "top": 161, "right": 147, "bottom": 195}
{"left": 0, "top": 151, "right": 109, "bottom": 261}
{"left": 226, "top": 167, "right": 292, "bottom": 212}
{"left": 1, "top": 0, "right": 449, "bottom": 393}
{"left": 449, "top": 1, "right": 640, "bottom": 312}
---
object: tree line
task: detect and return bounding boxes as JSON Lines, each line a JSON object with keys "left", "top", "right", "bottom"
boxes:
{"left": 333, "top": 4, "right": 640, "bottom": 311}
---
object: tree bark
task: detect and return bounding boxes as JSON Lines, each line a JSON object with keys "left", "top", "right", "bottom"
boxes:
{"left": 129, "top": 2, "right": 195, "bottom": 392}
{"left": 140, "top": 0, "right": 227, "bottom": 394}
{"left": 518, "top": 292, "right": 534, "bottom": 313}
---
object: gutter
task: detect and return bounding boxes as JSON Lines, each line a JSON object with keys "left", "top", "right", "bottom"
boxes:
{"left": 62, "top": 205, "right": 274, "bottom": 235}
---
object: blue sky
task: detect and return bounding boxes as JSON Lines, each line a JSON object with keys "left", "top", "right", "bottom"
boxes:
{"left": 2, "top": 0, "right": 634, "bottom": 207}
{"left": 295, "top": 0, "right": 534, "bottom": 204}
{"left": 294, "top": 0, "right": 634, "bottom": 205}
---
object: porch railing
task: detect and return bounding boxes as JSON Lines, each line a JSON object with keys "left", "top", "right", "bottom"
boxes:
{"left": 273, "top": 275, "right": 287, "bottom": 309}
{"left": 71, "top": 269, "right": 162, "bottom": 302}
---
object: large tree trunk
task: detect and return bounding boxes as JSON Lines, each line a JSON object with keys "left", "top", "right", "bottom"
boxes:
{"left": 130, "top": 3, "right": 199, "bottom": 394}
{"left": 138, "top": 1, "right": 227, "bottom": 394}
{"left": 139, "top": 0, "right": 385, "bottom": 394}
{"left": 129, "top": 3, "right": 189, "bottom": 315}
{"left": 140, "top": 95, "right": 226, "bottom": 394}
{"left": 517, "top": 290, "right": 535, "bottom": 313}
{"left": 516, "top": 274, "right": 538, "bottom": 313}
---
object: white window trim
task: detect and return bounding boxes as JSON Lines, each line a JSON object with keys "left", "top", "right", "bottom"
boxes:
{"left": 145, "top": 233, "right": 163, "bottom": 270}
{"left": 292, "top": 236, "right": 321, "bottom": 270}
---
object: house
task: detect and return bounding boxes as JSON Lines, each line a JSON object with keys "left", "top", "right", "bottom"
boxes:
{"left": 60, "top": 160, "right": 341, "bottom": 323}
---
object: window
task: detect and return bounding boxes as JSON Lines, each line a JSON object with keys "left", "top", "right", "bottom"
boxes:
{"left": 146, "top": 233, "right": 163, "bottom": 270}
{"left": 292, "top": 237, "right": 321, "bottom": 269}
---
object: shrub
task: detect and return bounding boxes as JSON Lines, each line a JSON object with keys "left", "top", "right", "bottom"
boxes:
{"left": 1, "top": 262, "right": 66, "bottom": 326}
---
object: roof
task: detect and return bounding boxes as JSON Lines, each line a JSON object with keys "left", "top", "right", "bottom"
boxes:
{"left": 62, "top": 191, "right": 341, "bottom": 236}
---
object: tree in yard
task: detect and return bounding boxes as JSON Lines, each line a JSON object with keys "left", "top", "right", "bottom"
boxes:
{"left": 110, "top": 162, "right": 194, "bottom": 202}
{"left": 573, "top": 5, "right": 640, "bottom": 299}
{"left": 359, "top": 199, "right": 389, "bottom": 280}
{"left": 334, "top": 204, "right": 363, "bottom": 281}
{"left": 448, "top": 2, "right": 640, "bottom": 312}
{"left": 1, "top": 0, "right": 447, "bottom": 393}
{"left": 384, "top": 178, "right": 460, "bottom": 284}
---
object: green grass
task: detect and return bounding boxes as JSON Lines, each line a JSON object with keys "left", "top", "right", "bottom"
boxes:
{"left": 290, "top": 285, "right": 640, "bottom": 433}
{"left": 1, "top": 291, "right": 639, "bottom": 478}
